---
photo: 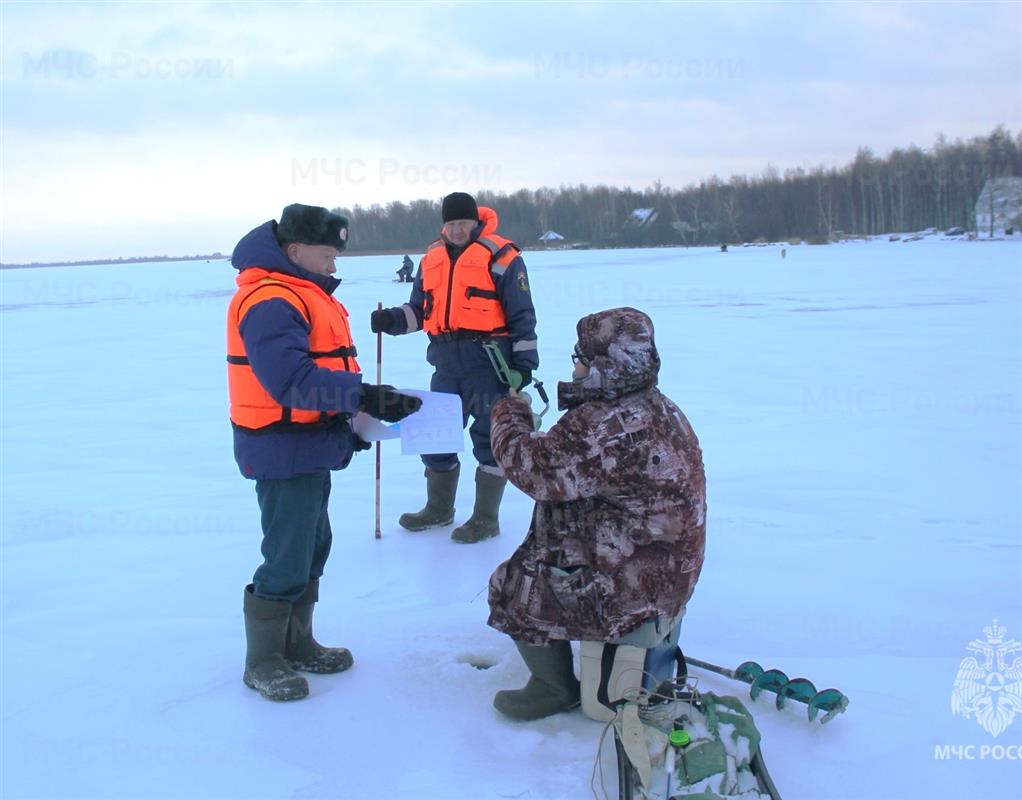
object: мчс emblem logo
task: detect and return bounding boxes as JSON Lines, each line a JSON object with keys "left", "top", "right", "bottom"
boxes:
{"left": 951, "top": 619, "right": 1022, "bottom": 737}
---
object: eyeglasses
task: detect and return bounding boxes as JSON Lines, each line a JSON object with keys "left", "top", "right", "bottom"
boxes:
{"left": 571, "top": 345, "right": 589, "bottom": 367}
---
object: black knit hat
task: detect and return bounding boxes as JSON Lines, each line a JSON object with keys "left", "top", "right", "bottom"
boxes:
{"left": 276, "top": 204, "right": 349, "bottom": 251}
{"left": 441, "top": 192, "right": 479, "bottom": 223}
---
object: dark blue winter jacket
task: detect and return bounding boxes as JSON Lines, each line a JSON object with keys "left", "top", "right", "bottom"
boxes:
{"left": 229, "top": 221, "right": 364, "bottom": 480}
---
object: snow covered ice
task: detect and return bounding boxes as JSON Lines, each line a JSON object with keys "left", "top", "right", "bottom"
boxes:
{"left": 1, "top": 238, "right": 1019, "bottom": 799}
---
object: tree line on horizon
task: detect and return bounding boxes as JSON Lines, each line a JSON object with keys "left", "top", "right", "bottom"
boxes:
{"left": 1, "top": 251, "right": 229, "bottom": 269}
{"left": 338, "top": 127, "right": 1021, "bottom": 252}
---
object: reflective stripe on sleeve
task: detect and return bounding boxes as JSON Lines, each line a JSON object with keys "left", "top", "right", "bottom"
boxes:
{"left": 401, "top": 303, "right": 420, "bottom": 333}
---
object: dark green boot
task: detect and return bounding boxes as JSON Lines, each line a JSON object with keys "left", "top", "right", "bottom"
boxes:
{"left": 285, "top": 578, "right": 353, "bottom": 674}
{"left": 399, "top": 466, "right": 459, "bottom": 531}
{"left": 494, "top": 639, "right": 581, "bottom": 721}
{"left": 451, "top": 467, "right": 507, "bottom": 544}
{"left": 243, "top": 586, "right": 309, "bottom": 701}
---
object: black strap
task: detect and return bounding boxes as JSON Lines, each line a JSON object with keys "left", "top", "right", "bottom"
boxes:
{"left": 309, "top": 346, "right": 358, "bottom": 358}
{"left": 429, "top": 328, "right": 509, "bottom": 342}
{"left": 465, "top": 287, "right": 498, "bottom": 300}
{"left": 227, "top": 346, "right": 357, "bottom": 366}
{"left": 231, "top": 414, "right": 350, "bottom": 435}
{"left": 597, "top": 644, "right": 620, "bottom": 710}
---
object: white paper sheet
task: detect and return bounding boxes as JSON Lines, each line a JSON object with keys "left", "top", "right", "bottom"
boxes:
{"left": 349, "top": 391, "right": 464, "bottom": 455}
{"left": 351, "top": 411, "right": 400, "bottom": 442}
{"left": 395, "top": 389, "right": 464, "bottom": 455}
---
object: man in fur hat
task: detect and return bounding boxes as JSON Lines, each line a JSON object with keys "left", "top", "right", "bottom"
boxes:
{"left": 227, "top": 203, "right": 422, "bottom": 701}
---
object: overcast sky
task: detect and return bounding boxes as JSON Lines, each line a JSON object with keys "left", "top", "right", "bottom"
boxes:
{"left": 1, "top": 0, "right": 1020, "bottom": 263}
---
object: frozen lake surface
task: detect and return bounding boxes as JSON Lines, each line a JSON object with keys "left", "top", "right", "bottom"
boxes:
{"left": 2, "top": 237, "right": 1020, "bottom": 799}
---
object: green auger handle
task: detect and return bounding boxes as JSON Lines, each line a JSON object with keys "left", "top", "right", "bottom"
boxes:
{"left": 482, "top": 341, "right": 549, "bottom": 430}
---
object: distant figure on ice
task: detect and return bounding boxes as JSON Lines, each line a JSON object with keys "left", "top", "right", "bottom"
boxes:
{"left": 227, "top": 203, "right": 421, "bottom": 701}
{"left": 720, "top": 243, "right": 728, "bottom": 252}
{"left": 486, "top": 307, "right": 706, "bottom": 721}
{"left": 396, "top": 254, "right": 414, "bottom": 282}
{"left": 371, "top": 192, "right": 539, "bottom": 544}
{"left": 781, "top": 247, "right": 787, "bottom": 259}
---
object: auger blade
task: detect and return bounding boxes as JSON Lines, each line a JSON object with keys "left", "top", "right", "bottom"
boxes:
{"left": 776, "top": 677, "right": 817, "bottom": 710}
{"left": 807, "top": 688, "right": 850, "bottom": 723}
{"left": 749, "top": 669, "right": 789, "bottom": 701}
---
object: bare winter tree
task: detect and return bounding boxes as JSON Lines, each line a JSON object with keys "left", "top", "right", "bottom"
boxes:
{"left": 331, "top": 129, "right": 1020, "bottom": 251}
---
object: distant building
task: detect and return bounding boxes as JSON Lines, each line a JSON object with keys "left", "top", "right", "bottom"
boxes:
{"left": 974, "top": 177, "right": 1022, "bottom": 237}
{"left": 538, "top": 230, "right": 565, "bottom": 242}
{"left": 628, "top": 208, "right": 659, "bottom": 228}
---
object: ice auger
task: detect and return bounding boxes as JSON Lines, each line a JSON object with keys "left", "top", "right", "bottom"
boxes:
{"left": 686, "top": 656, "right": 850, "bottom": 723}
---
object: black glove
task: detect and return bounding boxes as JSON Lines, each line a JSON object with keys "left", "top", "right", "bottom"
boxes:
{"left": 359, "top": 384, "right": 422, "bottom": 422}
{"left": 512, "top": 369, "right": 532, "bottom": 390}
{"left": 353, "top": 435, "right": 372, "bottom": 452}
{"left": 370, "top": 309, "right": 391, "bottom": 334}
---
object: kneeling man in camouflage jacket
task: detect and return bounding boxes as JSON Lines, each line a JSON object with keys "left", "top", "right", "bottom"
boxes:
{"left": 487, "top": 307, "right": 706, "bottom": 721}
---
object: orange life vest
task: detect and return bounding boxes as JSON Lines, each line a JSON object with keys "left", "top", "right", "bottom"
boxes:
{"left": 421, "top": 209, "right": 520, "bottom": 336}
{"left": 226, "top": 268, "right": 360, "bottom": 430}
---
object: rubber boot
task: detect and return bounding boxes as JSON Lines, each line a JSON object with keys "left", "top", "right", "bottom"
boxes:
{"left": 285, "top": 578, "right": 353, "bottom": 674}
{"left": 451, "top": 468, "right": 507, "bottom": 544}
{"left": 493, "top": 639, "right": 581, "bottom": 721}
{"left": 243, "top": 586, "right": 309, "bottom": 701}
{"left": 399, "top": 466, "right": 459, "bottom": 531}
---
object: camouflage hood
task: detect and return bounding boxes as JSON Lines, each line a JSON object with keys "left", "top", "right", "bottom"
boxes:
{"left": 557, "top": 307, "right": 661, "bottom": 410}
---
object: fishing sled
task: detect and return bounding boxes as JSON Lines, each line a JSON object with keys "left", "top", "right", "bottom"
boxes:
{"left": 607, "top": 649, "right": 848, "bottom": 800}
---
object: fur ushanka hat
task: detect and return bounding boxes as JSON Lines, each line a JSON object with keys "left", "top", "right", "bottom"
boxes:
{"left": 276, "top": 204, "right": 349, "bottom": 251}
